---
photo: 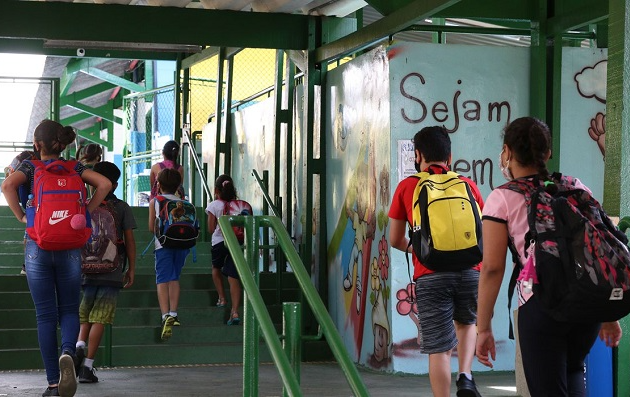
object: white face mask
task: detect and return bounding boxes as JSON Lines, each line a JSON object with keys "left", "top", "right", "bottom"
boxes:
{"left": 499, "top": 149, "right": 513, "bottom": 181}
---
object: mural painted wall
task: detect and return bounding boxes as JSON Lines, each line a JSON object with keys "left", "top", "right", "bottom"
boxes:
{"left": 388, "top": 42, "right": 531, "bottom": 374}
{"left": 559, "top": 48, "right": 607, "bottom": 200}
{"left": 198, "top": 43, "right": 608, "bottom": 377}
{"left": 326, "top": 47, "right": 392, "bottom": 369}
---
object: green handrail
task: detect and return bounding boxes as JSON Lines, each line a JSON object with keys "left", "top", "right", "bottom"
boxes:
{"left": 252, "top": 169, "right": 281, "bottom": 217}
{"left": 218, "top": 214, "right": 369, "bottom": 397}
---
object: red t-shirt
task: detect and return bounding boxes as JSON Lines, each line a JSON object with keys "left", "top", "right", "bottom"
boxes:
{"left": 388, "top": 164, "right": 484, "bottom": 280}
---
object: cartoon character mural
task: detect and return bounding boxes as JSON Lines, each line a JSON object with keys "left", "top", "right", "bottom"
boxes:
{"left": 342, "top": 141, "right": 378, "bottom": 361}
{"left": 326, "top": 47, "right": 392, "bottom": 366}
{"left": 369, "top": 236, "right": 392, "bottom": 366}
{"left": 574, "top": 60, "right": 607, "bottom": 158}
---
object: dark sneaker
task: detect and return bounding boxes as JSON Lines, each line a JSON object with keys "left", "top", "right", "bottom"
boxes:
{"left": 75, "top": 346, "right": 85, "bottom": 374}
{"left": 171, "top": 316, "right": 181, "bottom": 326}
{"left": 58, "top": 354, "right": 77, "bottom": 397}
{"left": 161, "top": 315, "right": 175, "bottom": 341}
{"left": 456, "top": 374, "right": 482, "bottom": 397}
{"left": 42, "top": 386, "right": 59, "bottom": 396}
{"left": 78, "top": 365, "right": 99, "bottom": 383}
{"left": 20, "top": 264, "right": 26, "bottom": 276}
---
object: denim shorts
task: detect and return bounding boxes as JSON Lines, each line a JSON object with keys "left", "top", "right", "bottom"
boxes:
{"left": 79, "top": 285, "right": 120, "bottom": 324}
{"left": 414, "top": 269, "right": 479, "bottom": 354}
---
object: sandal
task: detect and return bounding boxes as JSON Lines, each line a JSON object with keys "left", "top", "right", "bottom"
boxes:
{"left": 227, "top": 311, "right": 240, "bottom": 326}
{"left": 216, "top": 298, "right": 226, "bottom": 308}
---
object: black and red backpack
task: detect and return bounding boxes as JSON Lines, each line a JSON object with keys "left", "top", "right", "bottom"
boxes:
{"left": 501, "top": 173, "right": 630, "bottom": 327}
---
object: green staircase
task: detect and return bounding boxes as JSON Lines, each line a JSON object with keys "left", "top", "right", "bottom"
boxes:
{"left": 0, "top": 205, "right": 329, "bottom": 370}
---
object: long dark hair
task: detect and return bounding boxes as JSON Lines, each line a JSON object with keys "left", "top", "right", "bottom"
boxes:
{"left": 76, "top": 143, "right": 102, "bottom": 164}
{"left": 215, "top": 174, "right": 237, "bottom": 201}
{"left": 162, "top": 140, "right": 180, "bottom": 163}
{"left": 502, "top": 117, "right": 552, "bottom": 181}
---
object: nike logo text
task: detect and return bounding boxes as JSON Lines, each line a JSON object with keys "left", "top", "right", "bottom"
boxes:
{"left": 49, "top": 210, "right": 70, "bottom": 225}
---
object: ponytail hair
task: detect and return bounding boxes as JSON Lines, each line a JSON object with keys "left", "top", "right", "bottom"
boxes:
{"left": 503, "top": 117, "right": 552, "bottom": 182}
{"left": 215, "top": 174, "right": 237, "bottom": 201}
{"left": 34, "top": 119, "right": 76, "bottom": 155}
{"left": 162, "top": 140, "right": 180, "bottom": 163}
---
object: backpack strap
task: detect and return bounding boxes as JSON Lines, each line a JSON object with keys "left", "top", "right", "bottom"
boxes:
{"left": 497, "top": 178, "right": 538, "bottom": 340}
{"left": 101, "top": 198, "right": 124, "bottom": 244}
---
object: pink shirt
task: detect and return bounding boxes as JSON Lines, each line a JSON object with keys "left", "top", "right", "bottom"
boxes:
{"left": 482, "top": 177, "right": 590, "bottom": 305}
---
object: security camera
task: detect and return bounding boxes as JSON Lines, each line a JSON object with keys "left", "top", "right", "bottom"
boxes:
{"left": 77, "top": 48, "right": 85, "bottom": 57}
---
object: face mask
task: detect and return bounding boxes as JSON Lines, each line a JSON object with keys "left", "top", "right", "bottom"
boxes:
{"left": 499, "top": 149, "right": 513, "bottom": 181}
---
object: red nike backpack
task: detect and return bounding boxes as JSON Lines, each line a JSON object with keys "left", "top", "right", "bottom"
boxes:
{"left": 25, "top": 159, "right": 92, "bottom": 250}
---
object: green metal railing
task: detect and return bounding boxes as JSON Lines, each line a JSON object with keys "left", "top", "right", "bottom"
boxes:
{"left": 218, "top": 214, "right": 369, "bottom": 397}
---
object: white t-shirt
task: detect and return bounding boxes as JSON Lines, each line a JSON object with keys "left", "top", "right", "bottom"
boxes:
{"left": 205, "top": 200, "right": 229, "bottom": 246}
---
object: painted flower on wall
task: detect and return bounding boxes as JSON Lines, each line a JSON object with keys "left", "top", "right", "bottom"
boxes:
{"left": 396, "top": 282, "right": 422, "bottom": 345}
{"left": 396, "top": 283, "right": 417, "bottom": 316}
{"left": 370, "top": 258, "right": 380, "bottom": 292}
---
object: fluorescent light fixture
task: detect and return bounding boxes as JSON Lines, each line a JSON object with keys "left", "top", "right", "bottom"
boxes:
{"left": 43, "top": 40, "right": 202, "bottom": 54}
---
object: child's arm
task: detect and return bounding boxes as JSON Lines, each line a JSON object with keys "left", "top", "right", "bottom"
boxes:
{"left": 123, "top": 228, "right": 136, "bottom": 288}
{"left": 1, "top": 170, "right": 27, "bottom": 223}
{"left": 207, "top": 210, "right": 217, "bottom": 234}
{"left": 81, "top": 169, "right": 112, "bottom": 212}
{"left": 148, "top": 199, "right": 156, "bottom": 233}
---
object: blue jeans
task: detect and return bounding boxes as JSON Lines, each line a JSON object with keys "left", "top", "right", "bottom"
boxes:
{"left": 25, "top": 237, "right": 81, "bottom": 385}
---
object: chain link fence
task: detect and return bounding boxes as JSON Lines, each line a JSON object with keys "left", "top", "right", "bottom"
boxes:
{"left": 231, "top": 49, "right": 276, "bottom": 111}
{"left": 123, "top": 85, "right": 176, "bottom": 206}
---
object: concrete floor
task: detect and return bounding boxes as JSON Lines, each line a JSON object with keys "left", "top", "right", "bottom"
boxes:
{"left": 0, "top": 362, "right": 518, "bottom": 397}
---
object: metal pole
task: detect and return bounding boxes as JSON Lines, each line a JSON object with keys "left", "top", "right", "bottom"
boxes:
{"left": 243, "top": 215, "right": 260, "bottom": 397}
{"left": 282, "top": 302, "right": 301, "bottom": 397}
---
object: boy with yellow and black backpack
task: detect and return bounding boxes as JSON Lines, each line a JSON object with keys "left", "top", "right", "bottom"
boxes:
{"left": 388, "top": 126, "right": 484, "bottom": 397}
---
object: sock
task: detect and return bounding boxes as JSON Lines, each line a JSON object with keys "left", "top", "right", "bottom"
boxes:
{"left": 76, "top": 341, "right": 86, "bottom": 349}
{"left": 84, "top": 358, "right": 94, "bottom": 370}
{"left": 169, "top": 311, "right": 178, "bottom": 318}
{"left": 459, "top": 372, "right": 473, "bottom": 381}
{"left": 162, "top": 313, "right": 169, "bottom": 321}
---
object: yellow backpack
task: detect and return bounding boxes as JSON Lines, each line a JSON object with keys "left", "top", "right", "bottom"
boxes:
{"left": 410, "top": 170, "right": 482, "bottom": 271}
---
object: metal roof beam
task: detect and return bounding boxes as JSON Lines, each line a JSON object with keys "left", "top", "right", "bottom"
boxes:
{"left": 0, "top": 38, "right": 181, "bottom": 60}
{"left": 76, "top": 123, "right": 113, "bottom": 151}
{"left": 0, "top": 1, "right": 310, "bottom": 50}
{"left": 65, "top": 102, "right": 122, "bottom": 125}
{"left": 60, "top": 82, "right": 117, "bottom": 107}
{"left": 548, "top": 1, "right": 608, "bottom": 36}
{"left": 181, "top": 47, "right": 241, "bottom": 70}
{"left": 315, "top": 0, "right": 460, "bottom": 63}
{"left": 432, "top": 0, "right": 535, "bottom": 20}
{"left": 80, "top": 66, "right": 145, "bottom": 93}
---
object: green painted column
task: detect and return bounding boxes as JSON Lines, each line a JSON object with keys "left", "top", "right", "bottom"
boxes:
{"left": 605, "top": 1, "right": 630, "bottom": 396}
